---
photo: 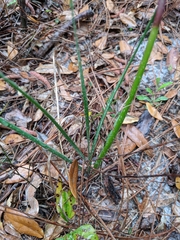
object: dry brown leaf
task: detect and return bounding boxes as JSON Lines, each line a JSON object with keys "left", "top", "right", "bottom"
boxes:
{"left": 106, "top": 0, "right": 115, "bottom": 12}
{"left": 119, "top": 40, "right": 132, "bottom": 56}
{"left": 166, "top": 48, "right": 179, "bottom": 73}
{"left": 68, "top": 121, "right": 82, "bottom": 135}
{"left": 5, "top": 164, "right": 33, "bottom": 184}
{"left": 123, "top": 125, "right": 153, "bottom": 157}
{"left": 25, "top": 173, "right": 42, "bottom": 216}
{"left": 102, "top": 52, "right": 115, "bottom": 59}
{"left": 5, "top": 109, "right": 32, "bottom": 128}
{"left": 68, "top": 159, "right": 78, "bottom": 199}
{"left": 118, "top": 137, "right": 136, "bottom": 155}
{"left": 4, "top": 134, "right": 24, "bottom": 144}
{"left": 165, "top": 89, "right": 178, "bottom": 98}
{"left": 174, "top": 57, "right": 180, "bottom": 81}
{"left": 33, "top": 109, "right": 43, "bottom": 122}
{"left": 68, "top": 62, "right": 78, "bottom": 72}
{"left": 35, "top": 64, "right": 73, "bottom": 74}
{"left": 123, "top": 115, "right": 139, "bottom": 124}
{"left": 0, "top": 80, "right": 6, "bottom": 91}
{"left": 7, "top": 41, "right": 18, "bottom": 60}
{"left": 148, "top": 43, "right": 164, "bottom": 64}
{"left": 106, "top": 76, "right": 117, "bottom": 83}
{"left": 119, "top": 13, "right": 137, "bottom": 27}
{"left": 94, "top": 35, "right": 107, "bottom": 50}
{"left": 138, "top": 195, "right": 149, "bottom": 213}
{"left": 29, "top": 71, "right": 51, "bottom": 89}
{"left": 171, "top": 119, "right": 180, "bottom": 138}
{"left": 79, "top": 4, "right": 89, "bottom": 13}
{"left": 158, "top": 34, "right": 172, "bottom": 44}
{"left": 146, "top": 102, "right": 163, "bottom": 120}
{"left": 4, "top": 208, "right": 44, "bottom": 238}
{"left": 156, "top": 42, "right": 168, "bottom": 54}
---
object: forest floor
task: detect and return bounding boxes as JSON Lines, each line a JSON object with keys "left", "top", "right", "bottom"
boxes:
{"left": 0, "top": 0, "right": 180, "bottom": 239}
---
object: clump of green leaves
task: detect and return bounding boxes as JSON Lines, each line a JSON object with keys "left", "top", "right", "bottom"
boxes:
{"left": 136, "top": 77, "right": 172, "bottom": 106}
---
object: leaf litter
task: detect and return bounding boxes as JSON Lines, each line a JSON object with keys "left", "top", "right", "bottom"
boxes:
{"left": 0, "top": 0, "right": 180, "bottom": 239}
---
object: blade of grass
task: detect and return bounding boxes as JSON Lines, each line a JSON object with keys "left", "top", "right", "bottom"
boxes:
{"left": 94, "top": 0, "right": 165, "bottom": 168}
{"left": 0, "top": 117, "right": 72, "bottom": 163}
{"left": 70, "top": 0, "right": 90, "bottom": 158}
{"left": 90, "top": 12, "right": 155, "bottom": 161}
{"left": 0, "top": 73, "right": 85, "bottom": 160}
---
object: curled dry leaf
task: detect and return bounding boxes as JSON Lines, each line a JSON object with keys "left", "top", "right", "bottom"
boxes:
{"left": 4, "top": 208, "right": 44, "bottom": 238}
{"left": 5, "top": 164, "right": 33, "bottom": 184}
{"left": 4, "top": 134, "right": 24, "bottom": 144}
{"left": 94, "top": 35, "right": 107, "bottom": 50}
{"left": 68, "top": 159, "right": 78, "bottom": 199}
{"left": 166, "top": 48, "right": 179, "bottom": 73}
{"left": 25, "top": 173, "right": 42, "bottom": 216}
{"left": 146, "top": 102, "right": 163, "bottom": 120}
{"left": 171, "top": 119, "right": 180, "bottom": 138}
{"left": 119, "top": 13, "right": 137, "bottom": 27}
{"left": 123, "top": 115, "right": 139, "bottom": 124}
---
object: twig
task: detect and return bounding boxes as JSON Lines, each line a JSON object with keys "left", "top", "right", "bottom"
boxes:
{"left": 36, "top": 9, "right": 94, "bottom": 58}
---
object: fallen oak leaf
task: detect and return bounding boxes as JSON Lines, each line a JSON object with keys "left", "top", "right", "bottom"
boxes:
{"left": 146, "top": 102, "right": 163, "bottom": 120}
{"left": 4, "top": 208, "right": 44, "bottom": 238}
{"left": 171, "top": 119, "right": 180, "bottom": 138}
{"left": 68, "top": 159, "right": 78, "bottom": 199}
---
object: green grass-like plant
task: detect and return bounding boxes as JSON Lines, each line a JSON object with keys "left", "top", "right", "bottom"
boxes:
{"left": 0, "top": 0, "right": 165, "bottom": 171}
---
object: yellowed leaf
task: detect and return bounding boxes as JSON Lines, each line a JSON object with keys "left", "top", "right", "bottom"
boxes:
{"left": 68, "top": 159, "right": 78, "bottom": 199}
{"left": 5, "top": 164, "right": 33, "bottom": 184}
{"left": 119, "top": 40, "right": 132, "bottom": 56}
{"left": 171, "top": 119, "right": 180, "bottom": 138}
{"left": 106, "top": 0, "right": 115, "bottom": 12}
{"left": 123, "top": 115, "right": 139, "bottom": 124}
{"left": 0, "top": 80, "right": 6, "bottom": 91}
{"left": 119, "top": 13, "right": 137, "bottom": 27}
{"left": 94, "top": 35, "right": 107, "bottom": 50}
{"left": 165, "top": 89, "right": 178, "bottom": 98}
{"left": 175, "top": 177, "right": 180, "bottom": 189}
{"left": 7, "top": 41, "right": 18, "bottom": 60}
{"left": 33, "top": 109, "right": 43, "bottom": 122}
{"left": 4, "top": 208, "right": 44, "bottom": 238}
{"left": 146, "top": 102, "right": 163, "bottom": 120}
{"left": 4, "top": 134, "right": 24, "bottom": 144}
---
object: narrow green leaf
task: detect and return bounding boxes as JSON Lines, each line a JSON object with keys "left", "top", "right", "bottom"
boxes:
{"left": 70, "top": 0, "right": 90, "bottom": 158}
{"left": 90, "top": 12, "right": 156, "bottom": 162}
{"left": 145, "top": 87, "right": 153, "bottom": 94}
{"left": 94, "top": 25, "right": 160, "bottom": 168}
{"left": 0, "top": 117, "right": 72, "bottom": 163}
{"left": 157, "top": 81, "right": 173, "bottom": 90}
{"left": 156, "top": 77, "right": 161, "bottom": 87}
{"left": 0, "top": 72, "right": 85, "bottom": 160}
{"left": 154, "top": 96, "right": 168, "bottom": 102}
{"left": 136, "top": 95, "right": 152, "bottom": 102}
